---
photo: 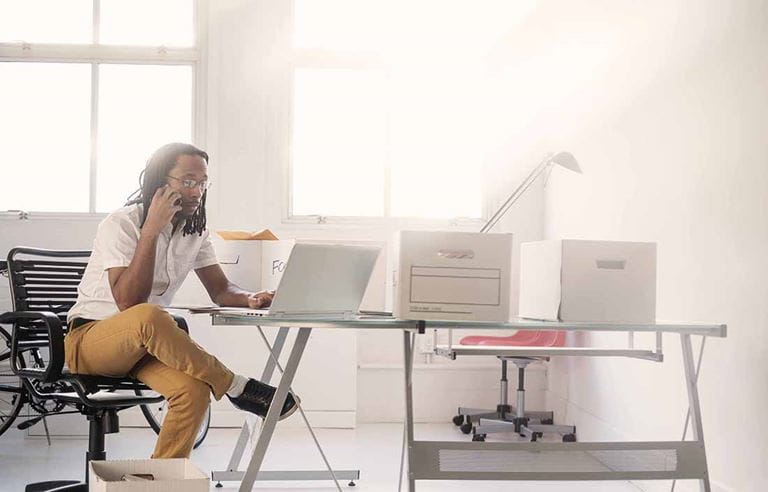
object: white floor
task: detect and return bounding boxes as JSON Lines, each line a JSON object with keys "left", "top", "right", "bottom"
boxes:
{"left": 0, "top": 423, "right": 646, "bottom": 491}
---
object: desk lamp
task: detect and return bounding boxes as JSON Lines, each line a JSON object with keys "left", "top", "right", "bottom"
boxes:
{"left": 480, "top": 151, "right": 581, "bottom": 233}
{"left": 442, "top": 151, "right": 581, "bottom": 344}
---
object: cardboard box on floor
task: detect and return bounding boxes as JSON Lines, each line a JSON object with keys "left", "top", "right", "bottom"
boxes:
{"left": 519, "top": 239, "right": 657, "bottom": 323}
{"left": 89, "top": 459, "right": 208, "bottom": 492}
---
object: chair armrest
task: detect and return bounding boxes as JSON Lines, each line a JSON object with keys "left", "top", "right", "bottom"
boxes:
{"left": 0, "top": 310, "right": 65, "bottom": 383}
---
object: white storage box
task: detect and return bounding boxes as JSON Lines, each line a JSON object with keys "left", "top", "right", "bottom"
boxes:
{"left": 89, "top": 458, "right": 209, "bottom": 492}
{"left": 171, "top": 236, "right": 264, "bottom": 305}
{"left": 394, "top": 231, "right": 514, "bottom": 322}
{"left": 519, "top": 239, "right": 656, "bottom": 323}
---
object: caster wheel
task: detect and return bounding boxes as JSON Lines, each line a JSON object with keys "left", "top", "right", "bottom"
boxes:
{"left": 348, "top": 481, "right": 356, "bottom": 486}
{"left": 452, "top": 415, "right": 465, "bottom": 426}
{"left": 215, "top": 482, "right": 223, "bottom": 488}
{"left": 562, "top": 433, "right": 577, "bottom": 442}
{"left": 541, "top": 418, "right": 554, "bottom": 425}
{"left": 472, "top": 434, "right": 486, "bottom": 442}
{"left": 460, "top": 423, "right": 473, "bottom": 435}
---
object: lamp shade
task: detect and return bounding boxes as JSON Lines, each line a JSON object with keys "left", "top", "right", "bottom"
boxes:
{"left": 551, "top": 151, "right": 581, "bottom": 174}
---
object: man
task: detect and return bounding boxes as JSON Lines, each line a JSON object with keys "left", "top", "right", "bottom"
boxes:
{"left": 65, "top": 142, "right": 297, "bottom": 459}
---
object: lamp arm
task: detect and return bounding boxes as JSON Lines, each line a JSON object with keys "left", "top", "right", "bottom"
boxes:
{"left": 480, "top": 155, "right": 552, "bottom": 233}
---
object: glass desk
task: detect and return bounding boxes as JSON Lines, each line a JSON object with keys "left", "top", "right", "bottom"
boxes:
{"left": 207, "top": 312, "right": 725, "bottom": 492}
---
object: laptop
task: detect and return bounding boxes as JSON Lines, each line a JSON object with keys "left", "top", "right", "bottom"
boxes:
{"left": 180, "top": 243, "right": 380, "bottom": 319}
{"left": 172, "top": 243, "right": 382, "bottom": 318}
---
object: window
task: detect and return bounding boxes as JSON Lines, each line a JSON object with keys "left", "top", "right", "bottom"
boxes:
{"left": 290, "top": 0, "right": 526, "bottom": 220}
{"left": 0, "top": 0, "right": 199, "bottom": 213}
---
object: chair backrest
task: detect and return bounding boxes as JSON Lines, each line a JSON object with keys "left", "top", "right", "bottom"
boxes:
{"left": 7, "top": 247, "right": 90, "bottom": 324}
{"left": 5, "top": 247, "right": 91, "bottom": 381}
{"left": 527, "top": 330, "right": 566, "bottom": 347}
{"left": 459, "top": 329, "right": 567, "bottom": 347}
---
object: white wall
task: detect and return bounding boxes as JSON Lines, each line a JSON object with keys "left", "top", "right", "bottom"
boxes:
{"left": 0, "top": 216, "right": 103, "bottom": 312}
{"left": 503, "top": 1, "right": 768, "bottom": 491}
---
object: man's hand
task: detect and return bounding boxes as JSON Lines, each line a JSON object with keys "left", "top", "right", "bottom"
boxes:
{"left": 109, "top": 187, "right": 180, "bottom": 309}
{"left": 247, "top": 290, "right": 274, "bottom": 309}
{"left": 196, "top": 265, "right": 274, "bottom": 309}
{"left": 143, "top": 185, "right": 182, "bottom": 235}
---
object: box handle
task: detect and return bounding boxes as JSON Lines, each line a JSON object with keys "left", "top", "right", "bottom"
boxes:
{"left": 437, "top": 249, "right": 475, "bottom": 260}
{"left": 596, "top": 259, "right": 626, "bottom": 270}
{"left": 219, "top": 254, "right": 241, "bottom": 265}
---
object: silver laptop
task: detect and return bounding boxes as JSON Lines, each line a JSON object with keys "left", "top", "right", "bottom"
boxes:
{"left": 253, "top": 243, "right": 380, "bottom": 318}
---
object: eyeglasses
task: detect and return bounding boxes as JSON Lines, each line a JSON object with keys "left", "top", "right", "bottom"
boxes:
{"left": 166, "top": 175, "right": 212, "bottom": 190}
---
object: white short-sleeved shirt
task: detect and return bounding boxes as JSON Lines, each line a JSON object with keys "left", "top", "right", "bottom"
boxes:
{"left": 68, "top": 203, "right": 218, "bottom": 322}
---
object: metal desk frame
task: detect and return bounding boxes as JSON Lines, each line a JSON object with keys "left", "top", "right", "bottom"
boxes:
{"left": 210, "top": 316, "right": 418, "bottom": 491}
{"left": 210, "top": 325, "right": 362, "bottom": 488}
{"left": 210, "top": 314, "right": 725, "bottom": 492}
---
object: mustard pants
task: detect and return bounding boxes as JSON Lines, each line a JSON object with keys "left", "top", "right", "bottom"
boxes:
{"left": 64, "top": 303, "right": 234, "bottom": 459}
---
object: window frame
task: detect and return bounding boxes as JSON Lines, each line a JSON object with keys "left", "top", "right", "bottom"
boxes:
{"left": 0, "top": 0, "right": 207, "bottom": 218}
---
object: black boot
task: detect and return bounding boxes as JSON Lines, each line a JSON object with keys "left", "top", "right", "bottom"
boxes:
{"left": 227, "top": 379, "right": 299, "bottom": 420}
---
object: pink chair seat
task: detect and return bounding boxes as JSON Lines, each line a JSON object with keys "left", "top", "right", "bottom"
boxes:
{"left": 460, "top": 330, "right": 565, "bottom": 347}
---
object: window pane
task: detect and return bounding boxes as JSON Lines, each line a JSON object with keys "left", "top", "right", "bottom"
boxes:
{"left": 389, "top": 70, "right": 483, "bottom": 218}
{"left": 294, "top": 0, "right": 535, "bottom": 59}
{"left": 96, "top": 64, "right": 192, "bottom": 212}
{"left": 294, "top": 0, "right": 385, "bottom": 51}
{"left": 292, "top": 69, "right": 387, "bottom": 217}
{"left": 0, "top": 0, "right": 92, "bottom": 44}
{"left": 100, "top": 0, "right": 194, "bottom": 47}
{"left": 0, "top": 62, "right": 91, "bottom": 212}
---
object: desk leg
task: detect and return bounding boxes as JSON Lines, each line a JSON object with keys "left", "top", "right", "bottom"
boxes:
{"left": 239, "top": 327, "right": 312, "bottom": 492}
{"left": 681, "top": 334, "right": 711, "bottom": 492}
{"left": 260, "top": 326, "right": 290, "bottom": 383}
{"left": 402, "top": 331, "right": 416, "bottom": 492}
{"left": 222, "top": 327, "right": 290, "bottom": 475}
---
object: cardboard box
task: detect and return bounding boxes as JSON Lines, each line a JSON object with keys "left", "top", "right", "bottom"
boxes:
{"left": 89, "top": 459, "right": 209, "bottom": 491}
{"left": 171, "top": 237, "right": 263, "bottom": 306}
{"left": 394, "top": 231, "right": 514, "bottom": 322}
{"left": 519, "top": 239, "right": 656, "bottom": 323}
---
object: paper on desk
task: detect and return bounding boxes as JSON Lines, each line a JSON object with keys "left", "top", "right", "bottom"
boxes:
{"left": 216, "top": 229, "right": 278, "bottom": 241}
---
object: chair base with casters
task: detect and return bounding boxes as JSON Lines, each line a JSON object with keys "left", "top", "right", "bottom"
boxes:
{"left": 25, "top": 405, "right": 122, "bottom": 492}
{"left": 15, "top": 374, "right": 164, "bottom": 492}
{"left": 451, "top": 330, "right": 577, "bottom": 443}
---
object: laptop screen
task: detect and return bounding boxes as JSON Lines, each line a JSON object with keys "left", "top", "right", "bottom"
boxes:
{"left": 268, "top": 243, "right": 380, "bottom": 316}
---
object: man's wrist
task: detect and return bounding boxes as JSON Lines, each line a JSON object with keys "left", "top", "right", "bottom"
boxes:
{"left": 140, "top": 223, "right": 162, "bottom": 238}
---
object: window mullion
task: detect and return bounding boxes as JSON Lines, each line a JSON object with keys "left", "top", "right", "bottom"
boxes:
{"left": 93, "top": 0, "right": 101, "bottom": 44}
{"left": 89, "top": 64, "right": 99, "bottom": 213}
{"left": 87, "top": 0, "right": 100, "bottom": 213}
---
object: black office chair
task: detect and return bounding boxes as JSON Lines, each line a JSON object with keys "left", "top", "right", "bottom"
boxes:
{"left": 0, "top": 247, "right": 170, "bottom": 491}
